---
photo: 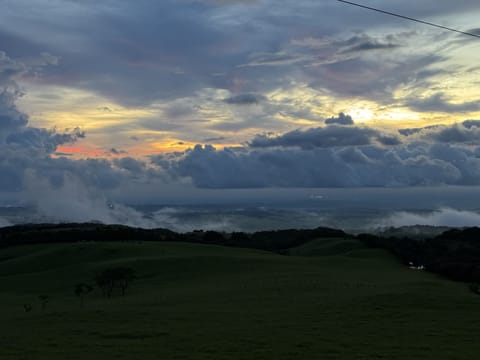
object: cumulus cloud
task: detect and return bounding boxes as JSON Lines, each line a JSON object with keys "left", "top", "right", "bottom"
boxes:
{"left": 0, "top": 90, "right": 28, "bottom": 131}
{"left": 151, "top": 119, "right": 480, "bottom": 189}
{"left": 249, "top": 123, "right": 399, "bottom": 149}
{"left": 6, "top": 127, "right": 85, "bottom": 154}
{"left": 400, "top": 120, "right": 480, "bottom": 144}
{"left": 113, "top": 157, "right": 146, "bottom": 174}
{"left": 0, "top": 51, "right": 150, "bottom": 218}
{"left": 153, "top": 142, "right": 456, "bottom": 188}
{"left": 250, "top": 127, "right": 371, "bottom": 148}
{"left": 0, "top": 51, "right": 83, "bottom": 156}
{"left": 325, "top": 112, "right": 354, "bottom": 125}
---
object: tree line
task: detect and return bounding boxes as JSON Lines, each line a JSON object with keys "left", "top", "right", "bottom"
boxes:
{"left": 2, "top": 222, "right": 480, "bottom": 286}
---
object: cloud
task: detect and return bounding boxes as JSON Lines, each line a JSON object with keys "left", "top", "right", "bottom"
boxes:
{"left": 22, "top": 170, "right": 155, "bottom": 227}
{"left": 0, "top": 52, "right": 85, "bottom": 157}
{"left": 203, "top": 136, "right": 226, "bottom": 142}
{"left": 0, "top": 1, "right": 479, "bottom": 213}
{"left": 241, "top": 52, "right": 307, "bottom": 67}
{"left": 406, "top": 93, "right": 480, "bottom": 113}
{"left": 0, "top": 51, "right": 146, "bottom": 209}
{"left": 151, "top": 119, "right": 480, "bottom": 189}
{"left": 223, "top": 93, "right": 266, "bottom": 105}
{"left": 109, "top": 147, "right": 127, "bottom": 155}
{"left": 400, "top": 120, "right": 480, "bottom": 144}
{"left": 0, "top": 0, "right": 452, "bottom": 109}
{"left": 113, "top": 157, "right": 146, "bottom": 174}
{"left": 325, "top": 112, "right": 354, "bottom": 125}
{"left": 0, "top": 90, "right": 29, "bottom": 131}
{"left": 249, "top": 124, "right": 399, "bottom": 149}
{"left": 0, "top": 0, "right": 473, "bottom": 158}
{"left": 383, "top": 208, "right": 480, "bottom": 228}
{"left": 462, "top": 120, "right": 480, "bottom": 129}
{"left": 338, "top": 34, "right": 401, "bottom": 53}
{"left": 153, "top": 142, "right": 462, "bottom": 188}
{"left": 0, "top": 218, "right": 10, "bottom": 228}
{"left": 6, "top": 127, "right": 85, "bottom": 154}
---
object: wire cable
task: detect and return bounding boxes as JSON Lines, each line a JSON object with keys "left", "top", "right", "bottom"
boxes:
{"left": 337, "top": 0, "right": 480, "bottom": 39}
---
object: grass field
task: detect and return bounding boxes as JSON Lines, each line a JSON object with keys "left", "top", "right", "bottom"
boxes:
{"left": 0, "top": 239, "right": 479, "bottom": 359}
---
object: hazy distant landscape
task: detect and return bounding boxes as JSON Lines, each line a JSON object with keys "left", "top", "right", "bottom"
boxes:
{"left": 2, "top": 186, "right": 480, "bottom": 232}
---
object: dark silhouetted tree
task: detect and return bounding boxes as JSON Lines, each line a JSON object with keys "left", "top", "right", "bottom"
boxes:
{"left": 38, "top": 295, "right": 49, "bottom": 312}
{"left": 75, "top": 283, "right": 93, "bottom": 306}
{"left": 203, "top": 231, "right": 225, "bottom": 244}
{"left": 95, "top": 267, "right": 135, "bottom": 297}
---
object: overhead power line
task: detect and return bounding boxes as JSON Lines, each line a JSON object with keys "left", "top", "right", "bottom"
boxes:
{"left": 337, "top": 0, "right": 480, "bottom": 39}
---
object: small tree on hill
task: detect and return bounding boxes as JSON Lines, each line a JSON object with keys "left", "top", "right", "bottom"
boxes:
{"left": 95, "top": 267, "right": 136, "bottom": 297}
{"left": 113, "top": 267, "right": 135, "bottom": 296}
{"left": 38, "top": 295, "right": 49, "bottom": 312}
{"left": 75, "top": 283, "right": 93, "bottom": 306}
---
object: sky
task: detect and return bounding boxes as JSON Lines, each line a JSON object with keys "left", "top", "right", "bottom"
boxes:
{"left": 1, "top": 0, "right": 480, "bottom": 214}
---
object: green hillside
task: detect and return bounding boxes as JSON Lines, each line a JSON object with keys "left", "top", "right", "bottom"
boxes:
{"left": 287, "top": 237, "right": 366, "bottom": 256}
{"left": 0, "top": 240, "right": 479, "bottom": 359}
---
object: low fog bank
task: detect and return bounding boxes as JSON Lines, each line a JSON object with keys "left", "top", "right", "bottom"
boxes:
{"left": 382, "top": 208, "right": 480, "bottom": 228}
{"left": 1, "top": 205, "right": 480, "bottom": 234}
{"left": 0, "top": 217, "right": 11, "bottom": 227}
{"left": 1, "top": 185, "right": 480, "bottom": 232}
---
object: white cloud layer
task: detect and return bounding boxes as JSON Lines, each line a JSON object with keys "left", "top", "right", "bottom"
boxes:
{"left": 383, "top": 208, "right": 480, "bottom": 228}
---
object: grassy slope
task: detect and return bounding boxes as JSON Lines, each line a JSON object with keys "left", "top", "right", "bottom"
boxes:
{"left": 287, "top": 237, "right": 367, "bottom": 256}
{"left": 0, "top": 240, "right": 479, "bottom": 360}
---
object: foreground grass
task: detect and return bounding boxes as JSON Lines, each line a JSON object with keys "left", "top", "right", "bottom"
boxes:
{"left": 0, "top": 240, "right": 479, "bottom": 359}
